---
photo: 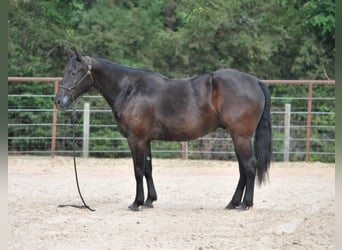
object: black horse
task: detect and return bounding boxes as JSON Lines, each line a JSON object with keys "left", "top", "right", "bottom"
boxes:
{"left": 54, "top": 49, "right": 272, "bottom": 211}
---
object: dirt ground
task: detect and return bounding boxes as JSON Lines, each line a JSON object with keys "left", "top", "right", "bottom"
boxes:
{"left": 8, "top": 156, "right": 335, "bottom": 250}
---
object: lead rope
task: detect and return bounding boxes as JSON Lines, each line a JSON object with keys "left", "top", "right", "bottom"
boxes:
{"left": 72, "top": 107, "right": 95, "bottom": 212}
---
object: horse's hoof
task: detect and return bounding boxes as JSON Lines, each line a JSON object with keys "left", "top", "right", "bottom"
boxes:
{"left": 128, "top": 203, "right": 140, "bottom": 211}
{"left": 237, "top": 202, "right": 253, "bottom": 211}
{"left": 225, "top": 201, "right": 239, "bottom": 209}
{"left": 142, "top": 200, "right": 154, "bottom": 208}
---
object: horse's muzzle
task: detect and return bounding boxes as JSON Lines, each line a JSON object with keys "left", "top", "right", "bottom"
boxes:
{"left": 54, "top": 92, "right": 71, "bottom": 111}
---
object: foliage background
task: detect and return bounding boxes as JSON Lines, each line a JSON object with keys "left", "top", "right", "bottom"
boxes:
{"left": 8, "top": 0, "right": 335, "bottom": 161}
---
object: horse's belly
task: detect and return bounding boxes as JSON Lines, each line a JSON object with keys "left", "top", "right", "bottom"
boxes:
{"left": 151, "top": 115, "right": 219, "bottom": 141}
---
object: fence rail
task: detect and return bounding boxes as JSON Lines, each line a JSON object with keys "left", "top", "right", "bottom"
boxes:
{"left": 8, "top": 77, "right": 335, "bottom": 162}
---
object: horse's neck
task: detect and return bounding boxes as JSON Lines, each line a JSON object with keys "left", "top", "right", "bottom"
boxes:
{"left": 91, "top": 58, "right": 129, "bottom": 109}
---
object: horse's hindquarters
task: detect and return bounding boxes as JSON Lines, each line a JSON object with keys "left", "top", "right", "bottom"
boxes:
{"left": 211, "top": 70, "right": 265, "bottom": 136}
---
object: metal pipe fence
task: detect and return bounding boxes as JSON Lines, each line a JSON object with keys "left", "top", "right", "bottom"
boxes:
{"left": 8, "top": 77, "right": 335, "bottom": 162}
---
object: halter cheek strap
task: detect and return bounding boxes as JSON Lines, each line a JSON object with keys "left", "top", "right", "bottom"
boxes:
{"left": 60, "top": 63, "right": 94, "bottom": 92}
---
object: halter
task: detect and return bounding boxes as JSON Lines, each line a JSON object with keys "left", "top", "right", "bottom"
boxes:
{"left": 60, "top": 64, "right": 94, "bottom": 91}
{"left": 59, "top": 59, "right": 96, "bottom": 212}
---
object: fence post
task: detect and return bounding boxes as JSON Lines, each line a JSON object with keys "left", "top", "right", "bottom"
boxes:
{"left": 284, "top": 104, "right": 291, "bottom": 161}
{"left": 181, "top": 141, "right": 188, "bottom": 160}
{"left": 305, "top": 83, "right": 313, "bottom": 161}
{"left": 83, "top": 103, "right": 90, "bottom": 158}
{"left": 51, "top": 80, "right": 59, "bottom": 158}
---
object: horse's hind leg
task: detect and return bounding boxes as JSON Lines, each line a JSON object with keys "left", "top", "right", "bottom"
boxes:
{"left": 226, "top": 157, "right": 246, "bottom": 209}
{"left": 227, "top": 135, "right": 256, "bottom": 210}
{"left": 143, "top": 141, "right": 157, "bottom": 208}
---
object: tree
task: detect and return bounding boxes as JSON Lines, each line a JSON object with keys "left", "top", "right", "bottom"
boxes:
{"left": 8, "top": 0, "right": 86, "bottom": 76}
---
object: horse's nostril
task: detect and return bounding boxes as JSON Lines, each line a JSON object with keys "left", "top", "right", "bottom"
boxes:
{"left": 54, "top": 98, "right": 60, "bottom": 105}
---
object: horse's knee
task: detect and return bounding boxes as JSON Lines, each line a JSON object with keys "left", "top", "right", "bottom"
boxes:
{"left": 135, "top": 169, "right": 144, "bottom": 177}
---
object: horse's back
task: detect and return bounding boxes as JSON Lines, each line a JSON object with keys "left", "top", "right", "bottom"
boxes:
{"left": 143, "top": 73, "right": 219, "bottom": 141}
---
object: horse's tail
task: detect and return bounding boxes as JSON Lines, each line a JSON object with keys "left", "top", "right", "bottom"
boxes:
{"left": 254, "top": 80, "right": 272, "bottom": 185}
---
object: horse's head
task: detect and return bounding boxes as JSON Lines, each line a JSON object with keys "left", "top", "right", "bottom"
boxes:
{"left": 54, "top": 48, "right": 93, "bottom": 111}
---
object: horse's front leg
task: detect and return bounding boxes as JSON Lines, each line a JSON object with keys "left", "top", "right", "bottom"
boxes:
{"left": 127, "top": 138, "right": 147, "bottom": 211}
{"left": 143, "top": 141, "right": 157, "bottom": 208}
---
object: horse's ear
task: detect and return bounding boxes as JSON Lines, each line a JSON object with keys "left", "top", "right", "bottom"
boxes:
{"left": 66, "top": 48, "right": 74, "bottom": 58}
{"left": 72, "top": 47, "right": 83, "bottom": 62}
{"left": 75, "top": 49, "right": 82, "bottom": 61}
